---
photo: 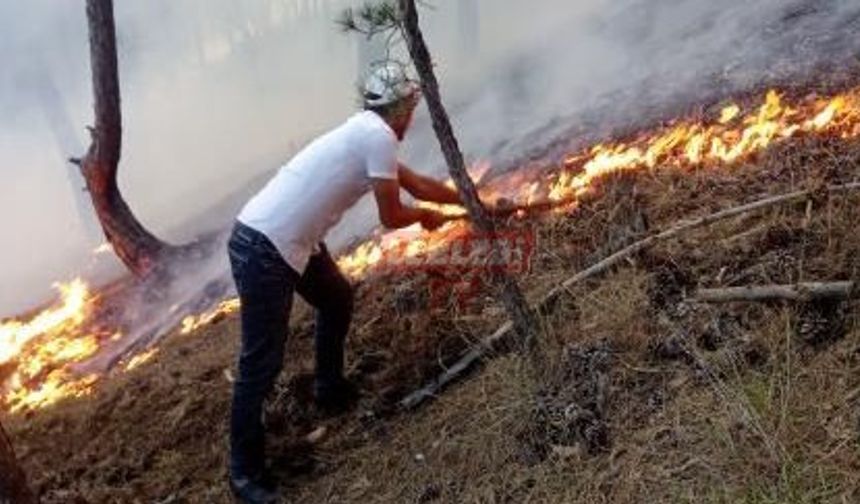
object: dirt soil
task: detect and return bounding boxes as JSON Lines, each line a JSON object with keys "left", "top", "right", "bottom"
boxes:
{"left": 5, "top": 127, "right": 860, "bottom": 503}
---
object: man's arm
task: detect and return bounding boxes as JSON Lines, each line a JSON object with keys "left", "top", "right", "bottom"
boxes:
{"left": 372, "top": 178, "right": 448, "bottom": 231}
{"left": 398, "top": 164, "right": 462, "bottom": 205}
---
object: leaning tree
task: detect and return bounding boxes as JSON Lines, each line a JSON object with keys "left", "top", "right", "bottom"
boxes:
{"left": 1, "top": 3, "right": 159, "bottom": 502}
{"left": 72, "top": 0, "right": 183, "bottom": 278}
{"left": 340, "top": 1, "right": 544, "bottom": 370}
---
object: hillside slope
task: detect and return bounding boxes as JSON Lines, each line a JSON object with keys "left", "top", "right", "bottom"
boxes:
{"left": 6, "top": 126, "right": 860, "bottom": 503}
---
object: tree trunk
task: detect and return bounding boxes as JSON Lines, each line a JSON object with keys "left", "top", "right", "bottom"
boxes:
{"left": 0, "top": 421, "right": 36, "bottom": 504}
{"left": 397, "top": 0, "right": 542, "bottom": 367}
{"left": 77, "top": 0, "right": 176, "bottom": 277}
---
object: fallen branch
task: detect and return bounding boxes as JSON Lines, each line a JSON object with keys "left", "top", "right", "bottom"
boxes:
{"left": 545, "top": 182, "right": 860, "bottom": 302}
{"left": 399, "top": 181, "right": 860, "bottom": 410}
{"left": 399, "top": 321, "right": 513, "bottom": 410}
{"left": 695, "top": 281, "right": 857, "bottom": 303}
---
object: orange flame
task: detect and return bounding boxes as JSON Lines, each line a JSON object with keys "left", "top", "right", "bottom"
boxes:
{"left": 337, "top": 87, "right": 860, "bottom": 278}
{"left": 123, "top": 348, "right": 159, "bottom": 372}
{"left": 0, "top": 279, "right": 107, "bottom": 412}
{"left": 4, "top": 371, "right": 99, "bottom": 413}
{"left": 180, "top": 298, "right": 241, "bottom": 335}
{"left": 0, "top": 279, "right": 89, "bottom": 364}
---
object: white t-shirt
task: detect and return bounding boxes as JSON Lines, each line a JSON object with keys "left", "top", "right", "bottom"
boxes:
{"left": 238, "top": 111, "right": 399, "bottom": 274}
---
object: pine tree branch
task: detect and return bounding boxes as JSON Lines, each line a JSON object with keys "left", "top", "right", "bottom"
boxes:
{"left": 337, "top": 3, "right": 401, "bottom": 37}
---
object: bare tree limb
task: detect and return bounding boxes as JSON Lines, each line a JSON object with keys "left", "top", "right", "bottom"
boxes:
{"left": 695, "top": 281, "right": 857, "bottom": 303}
{"left": 400, "top": 321, "right": 513, "bottom": 410}
{"left": 548, "top": 182, "right": 860, "bottom": 298}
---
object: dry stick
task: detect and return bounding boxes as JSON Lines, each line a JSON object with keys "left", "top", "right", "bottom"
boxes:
{"left": 695, "top": 281, "right": 857, "bottom": 303}
{"left": 400, "top": 181, "right": 860, "bottom": 410}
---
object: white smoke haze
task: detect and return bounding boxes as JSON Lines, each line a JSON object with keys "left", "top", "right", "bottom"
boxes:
{"left": 1, "top": 0, "right": 859, "bottom": 318}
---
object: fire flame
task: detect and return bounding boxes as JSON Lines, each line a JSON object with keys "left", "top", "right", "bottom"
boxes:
{"left": 0, "top": 280, "right": 90, "bottom": 363}
{"left": 0, "top": 279, "right": 105, "bottom": 412}
{"left": 123, "top": 348, "right": 159, "bottom": 372}
{"left": 3, "top": 86, "right": 860, "bottom": 413}
{"left": 4, "top": 371, "right": 99, "bottom": 413}
{"left": 337, "top": 87, "right": 860, "bottom": 277}
{"left": 180, "top": 299, "right": 242, "bottom": 335}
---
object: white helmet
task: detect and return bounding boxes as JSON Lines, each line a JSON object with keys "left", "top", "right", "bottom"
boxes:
{"left": 362, "top": 61, "right": 420, "bottom": 108}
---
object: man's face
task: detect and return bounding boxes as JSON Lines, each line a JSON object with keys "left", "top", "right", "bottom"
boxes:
{"left": 389, "top": 93, "right": 421, "bottom": 141}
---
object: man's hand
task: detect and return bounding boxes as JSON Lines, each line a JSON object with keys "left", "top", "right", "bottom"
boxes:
{"left": 418, "top": 209, "right": 449, "bottom": 231}
{"left": 372, "top": 178, "right": 451, "bottom": 230}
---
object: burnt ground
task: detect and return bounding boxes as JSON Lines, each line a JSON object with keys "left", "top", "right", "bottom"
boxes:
{"left": 4, "top": 132, "right": 860, "bottom": 503}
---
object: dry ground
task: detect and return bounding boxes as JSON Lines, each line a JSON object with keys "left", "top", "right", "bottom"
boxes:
{"left": 5, "top": 132, "right": 860, "bottom": 503}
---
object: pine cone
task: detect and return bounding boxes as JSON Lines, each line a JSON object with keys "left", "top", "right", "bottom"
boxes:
{"left": 772, "top": 250, "right": 798, "bottom": 283}
{"left": 795, "top": 300, "right": 846, "bottom": 346}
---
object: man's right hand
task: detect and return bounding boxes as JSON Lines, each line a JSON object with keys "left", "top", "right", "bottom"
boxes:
{"left": 418, "top": 209, "right": 449, "bottom": 231}
{"left": 372, "top": 178, "right": 453, "bottom": 231}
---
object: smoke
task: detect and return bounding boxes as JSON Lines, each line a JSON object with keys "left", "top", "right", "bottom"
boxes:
{"left": 1, "top": 0, "right": 858, "bottom": 318}
{"left": 406, "top": 0, "right": 860, "bottom": 167}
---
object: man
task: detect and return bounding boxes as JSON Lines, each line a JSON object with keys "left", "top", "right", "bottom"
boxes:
{"left": 227, "top": 63, "right": 462, "bottom": 503}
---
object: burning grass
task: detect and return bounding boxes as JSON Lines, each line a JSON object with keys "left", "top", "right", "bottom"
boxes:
{"left": 3, "top": 88, "right": 860, "bottom": 502}
{"left": 337, "top": 86, "right": 860, "bottom": 280}
{"left": 0, "top": 280, "right": 107, "bottom": 412}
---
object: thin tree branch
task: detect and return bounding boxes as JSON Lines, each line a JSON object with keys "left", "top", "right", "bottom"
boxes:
{"left": 695, "top": 281, "right": 857, "bottom": 303}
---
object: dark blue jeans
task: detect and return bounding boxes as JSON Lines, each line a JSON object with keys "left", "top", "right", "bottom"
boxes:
{"left": 227, "top": 222, "right": 354, "bottom": 479}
